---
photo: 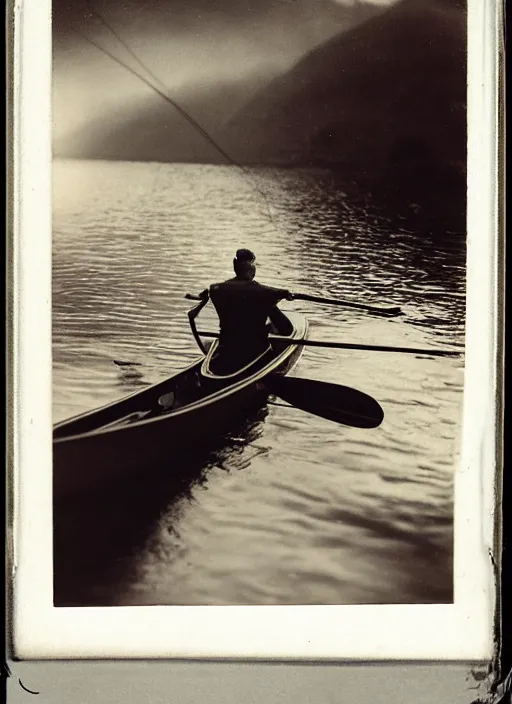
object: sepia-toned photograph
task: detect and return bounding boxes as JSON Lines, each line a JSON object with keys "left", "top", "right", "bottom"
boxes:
{"left": 51, "top": 0, "right": 467, "bottom": 609}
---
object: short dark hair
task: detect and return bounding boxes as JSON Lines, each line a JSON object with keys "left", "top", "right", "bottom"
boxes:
{"left": 233, "top": 251, "right": 256, "bottom": 279}
{"left": 235, "top": 248, "right": 256, "bottom": 263}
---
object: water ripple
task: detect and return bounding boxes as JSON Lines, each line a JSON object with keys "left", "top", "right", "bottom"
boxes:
{"left": 53, "top": 160, "right": 463, "bottom": 607}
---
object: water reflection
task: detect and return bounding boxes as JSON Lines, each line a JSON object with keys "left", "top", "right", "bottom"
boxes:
{"left": 112, "top": 363, "right": 152, "bottom": 395}
{"left": 54, "top": 406, "right": 270, "bottom": 606}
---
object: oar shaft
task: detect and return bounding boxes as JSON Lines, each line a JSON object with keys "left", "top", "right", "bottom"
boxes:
{"left": 275, "top": 337, "right": 460, "bottom": 357}
{"left": 196, "top": 331, "right": 460, "bottom": 357}
{"left": 293, "top": 293, "right": 401, "bottom": 315}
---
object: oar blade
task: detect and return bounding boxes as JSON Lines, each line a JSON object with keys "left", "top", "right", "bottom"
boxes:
{"left": 266, "top": 375, "right": 384, "bottom": 429}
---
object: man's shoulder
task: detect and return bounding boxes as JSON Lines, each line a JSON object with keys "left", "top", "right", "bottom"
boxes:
{"left": 211, "top": 278, "right": 251, "bottom": 289}
{"left": 252, "top": 280, "right": 286, "bottom": 294}
{"left": 210, "top": 278, "right": 236, "bottom": 290}
{"left": 210, "top": 279, "right": 282, "bottom": 295}
{"left": 209, "top": 279, "right": 240, "bottom": 297}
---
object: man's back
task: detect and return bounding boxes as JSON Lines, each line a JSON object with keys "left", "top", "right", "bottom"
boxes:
{"left": 209, "top": 278, "right": 289, "bottom": 351}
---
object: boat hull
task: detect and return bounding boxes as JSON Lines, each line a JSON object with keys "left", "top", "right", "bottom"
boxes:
{"left": 53, "top": 313, "right": 306, "bottom": 501}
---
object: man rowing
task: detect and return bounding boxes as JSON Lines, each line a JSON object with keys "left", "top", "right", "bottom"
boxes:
{"left": 199, "top": 249, "right": 295, "bottom": 375}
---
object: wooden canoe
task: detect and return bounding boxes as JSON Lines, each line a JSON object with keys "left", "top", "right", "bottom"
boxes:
{"left": 53, "top": 312, "right": 307, "bottom": 501}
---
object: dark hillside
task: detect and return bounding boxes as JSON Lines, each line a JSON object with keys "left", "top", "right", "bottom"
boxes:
{"left": 222, "top": 0, "right": 467, "bottom": 227}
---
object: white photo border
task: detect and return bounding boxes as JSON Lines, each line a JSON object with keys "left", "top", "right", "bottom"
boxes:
{"left": 10, "top": 0, "right": 501, "bottom": 660}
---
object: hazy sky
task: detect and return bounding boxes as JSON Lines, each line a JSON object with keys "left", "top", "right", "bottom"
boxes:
{"left": 52, "top": 0, "right": 399, "bottom": 148}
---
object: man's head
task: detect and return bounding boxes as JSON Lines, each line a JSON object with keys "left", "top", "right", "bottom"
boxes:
{"left": 233, "top": 248, "right": 256, "bottom": 280}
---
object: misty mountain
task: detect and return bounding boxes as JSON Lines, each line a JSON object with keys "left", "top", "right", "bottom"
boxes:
{"left": 53, "top": 0, "right": 386, "bottom": 160}
{"left": 222, "top": 0, "right": 466, "bottom": 177}
{"left": 55, "top": 0, "right": 467, "bottom": 227}
{"left": 53, "top": 78, "right": 266, "bottom": 162}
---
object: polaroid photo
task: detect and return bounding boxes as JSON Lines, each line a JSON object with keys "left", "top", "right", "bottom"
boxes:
{"left": 10, "top": 0, "right": 502, "bottom": 661}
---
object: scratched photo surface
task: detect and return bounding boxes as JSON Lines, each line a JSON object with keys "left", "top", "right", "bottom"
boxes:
{"left": 52, "top": 0, "right": 467, "bottom": 607}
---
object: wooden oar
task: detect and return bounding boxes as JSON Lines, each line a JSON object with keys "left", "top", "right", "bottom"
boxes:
{"left": 291, "top": 292, "right": 402, "bottom": 316}
{"left": 266, "top": 375, "right": 384, "bottom": 428}
{"left": 110, "top": 358, "right": 383, "bottom": 428}
{"left": 113, "top": 333, "right": 460, "bottom": 367}
{"left": 185, "top": 292, "right": 402, "bottom": 316}
{"left": 196, "top": 331, "right": 461, "bottom": 358}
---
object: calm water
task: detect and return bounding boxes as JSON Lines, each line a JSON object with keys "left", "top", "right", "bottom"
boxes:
{"left": 53, "top": 159, "right": 465, "bottom": 606}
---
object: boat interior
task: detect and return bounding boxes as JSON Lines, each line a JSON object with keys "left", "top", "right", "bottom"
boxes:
{"left": 54, "top": 311, "right": 297, "bottom": 439}
{"left": 201, "top": 308, "right": 294, "bottom": 379}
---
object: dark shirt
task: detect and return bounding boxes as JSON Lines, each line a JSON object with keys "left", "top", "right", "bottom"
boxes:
{"left": 208, "top": 278, "right": 290, "bottom": 352}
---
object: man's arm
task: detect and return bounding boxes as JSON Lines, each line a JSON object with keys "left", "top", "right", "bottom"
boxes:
{"left": 261, "top": 284, "right": 295, "bottom": 303}
{"left": 187, "top": 291, "right": 210, "bottom": 354}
